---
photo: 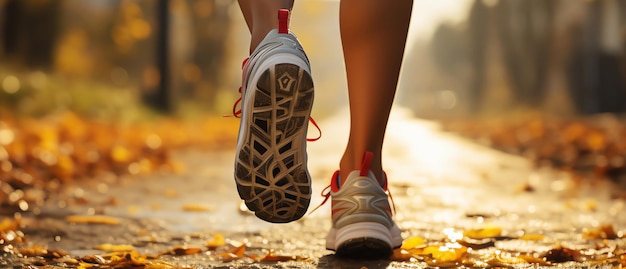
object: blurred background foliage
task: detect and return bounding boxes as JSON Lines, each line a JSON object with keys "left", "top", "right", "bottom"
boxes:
{"left": 0, "top": 0, "right": 232, "bottom": 119}
{"left": 399, "top": 0, "right": 626, "bottom": 118}
{"left": 0, "top": 0, "right": 625, "bottom": 119}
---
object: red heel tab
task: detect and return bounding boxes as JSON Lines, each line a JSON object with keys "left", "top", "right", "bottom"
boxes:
{"left": 330, "top": 171, "right": 341, "bottom": 192}
{"left": 359, "top": 152, "right": 373, "bottom": 177}
{"left": 278, "top": 9, "right": 290, "bottom": 34}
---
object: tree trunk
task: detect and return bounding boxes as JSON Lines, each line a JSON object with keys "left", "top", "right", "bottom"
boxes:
{"left": 2, "top": 0, "right": 61, "bottom": 69}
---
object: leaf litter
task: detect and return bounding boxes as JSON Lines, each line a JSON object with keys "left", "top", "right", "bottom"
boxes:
{"left": 3, "top": 112, "right": 626, "bottom": 267}
{"left": 3, "top": 216, "right": 313, "bottom": 268}
{"left": 392, "top": 224, "right": 626, "bottom": 267}
{"left": 0, "top": 111, "right": 238, "bottom": 212}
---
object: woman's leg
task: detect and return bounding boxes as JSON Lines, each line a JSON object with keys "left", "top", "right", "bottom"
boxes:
{"left": 338, "top": 0, "right": 414, "bottom": 182}
{"left": 238, "top": 0, "right": 294, "bottom": 53}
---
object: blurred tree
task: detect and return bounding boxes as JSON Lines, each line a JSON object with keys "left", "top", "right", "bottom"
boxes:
{"left": 141, "top": 0, "right": 233, "bottom": 113}
{"left": 155, "top": 0, "right": 171, "bottom": 112}
{"left": 1, "top": 0, "right": 61, "bottom": 69}
{"left": 493, "top": 0, "right": 556, "bottom": 108}
{"left": 465, "top": 0, "right": 490, "bottom": 112}
{"left": 567, "top": 0, "right": 626, "bottom": 114}
{"left": 188, "top": 0, "right": 231, "bottom": 105}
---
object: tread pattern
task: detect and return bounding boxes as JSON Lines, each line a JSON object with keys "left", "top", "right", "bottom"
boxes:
{"left": 235, "top": 63, "right": 314, "bottom": 223}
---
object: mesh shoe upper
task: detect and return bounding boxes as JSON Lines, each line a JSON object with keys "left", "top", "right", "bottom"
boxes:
{"left": 324, "top": 152, "right": 402, "bottom": 257}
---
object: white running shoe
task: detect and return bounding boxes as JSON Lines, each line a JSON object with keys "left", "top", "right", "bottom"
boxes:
{"left": 233, "top": 9, "right": 315, "bottom": 223}
{"left": 325, "top": 152, "right": 403, "bottom": 258}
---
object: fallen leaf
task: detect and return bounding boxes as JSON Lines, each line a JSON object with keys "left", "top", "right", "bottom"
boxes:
{"left": 217, "top": 252, "right": 240, "bottom": 262}
{"left": 231, "top": 243, "right": 246, "bottom": 258}
{"left": 391, "top": 248, "right": 413, "bottom": 261}
{"left": 53, "top": 256, "right": 80, "bottom": 264}
{"left": 93, "top": 243, "right": 135, "bottom": 252}
{"left": 0, "top": 217, "right": 19, "bottom": 232}
{"left": 19, "top": 245, "right": 49, "bottom": 257}
{"left": 217, "top": 243, "right": 247, "bottom": 261}
{"left": 206, "top": 233, "right": 225, "bottom": 249}
{"left": 464, "top": 225, "right": 502, "bottom": 239}
{"left": 66, "top": 215, "right": 121, "bottom": 225}
{"left": 182, "top": 203, "right": 214, "bottom": 212}
{"left": 401, "top": 236, "right": 426, "bottom": 249}
{"left": 517, "top": 254, "right": 550, "bottom": 265}
{"left": 259, "top": 251, "right": 307, "bottom": 262}
{"left": 582, "top": 224, "right": 618, "bottom": 240}
{"left": 160, "top": 246, "right": 203, "bottom": 256}
{"left": 81, "top": 254, "right": 107, "bottom": 264}
{"left": 520, "top": 233, "right": 545, "bottom": 241}
{"left": 422, "top": 242, "right": 468, "bottom": 264}
{"left": 542, "top": 246, "right": 581, "bottom": 263}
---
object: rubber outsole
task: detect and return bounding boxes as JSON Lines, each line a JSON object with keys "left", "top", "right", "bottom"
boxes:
{"left": 335, "top": 237, "right": 393, "bottom": 259}
{"left": 235, "top": 63, "right": 314, "bottom": 223}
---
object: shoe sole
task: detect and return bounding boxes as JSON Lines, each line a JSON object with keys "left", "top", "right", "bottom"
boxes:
{"left": 235, "top": 61, "right": 314, "bottom": 223}
{"left": 336, "top": 238, "right": 393, "bottom": 259}
{"left": 327, "top": 222, "right": 402, "bottom": 259}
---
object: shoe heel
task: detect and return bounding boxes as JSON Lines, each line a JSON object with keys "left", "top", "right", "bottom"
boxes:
{"left": 333, "top": 222, "right": 394, "bottom": 258}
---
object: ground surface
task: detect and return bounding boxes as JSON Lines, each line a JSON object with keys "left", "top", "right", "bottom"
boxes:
{"left": 2, "top": 109, "right": 626, "bottom": 268}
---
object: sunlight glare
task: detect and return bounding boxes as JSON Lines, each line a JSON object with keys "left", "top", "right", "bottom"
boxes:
{"left": 443, "top": 227, "right": 463, "bottom": 242}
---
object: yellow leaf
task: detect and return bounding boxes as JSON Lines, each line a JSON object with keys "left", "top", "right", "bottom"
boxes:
{"left": 206, "top": 233, "right": 225, "bottom": 249}
{"left": 401, "top": 236, "right": 426, "bottom": 249}
{"left": 464, "top": 225, "right": 502, "bottom": 239}
{"left": 111, "top": 145, "right": 132, "bottom": 163}
{"left": 517, "top": 254, "right": 549, "bottom": 265}
{"left": 422, "top": 243, "right": 467, "bottom": 263}
{"left": 161, "top": 246, "right": 203, "bottom": 256}
{"left": 520, "top": 234, "right": 545, "bottom": 241}
{"left": 182, "top": 203, "right": 213, "bottom": 212}
{"left": 259, "top": 251, "right": 306, "bottom": 262}
{"left": 93, "top": 243, "right": 135, "bottom": 252}
{"left": 0, "top": 218, "right": 19, "bottom": 232}
{"left": 18, "top": 245, "right": 48, "bottom": 257}
{"left": 391, "top": 248, "right": 413, "bottom": 261}
{"left": 582, "top": 224, "right": 618, "bottom": 240}
{"left": 66, "top": 215, "right": 121, "bottom": 225}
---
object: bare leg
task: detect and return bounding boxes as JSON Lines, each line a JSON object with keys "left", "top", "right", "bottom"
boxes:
{"left": 238, "top": 0, "right": 294, "bottom": 53}
{"left": 338, "top": 0, "right": 413, "bottom": 182}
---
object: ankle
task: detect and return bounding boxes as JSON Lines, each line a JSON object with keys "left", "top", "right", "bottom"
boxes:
{"left": 339, "top": 152, "right": 384, "bottom": 186}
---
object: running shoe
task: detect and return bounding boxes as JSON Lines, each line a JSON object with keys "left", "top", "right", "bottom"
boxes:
{"left": 325, "top": 152, "right": 403, "bottom": 258}
{"left": 233, "top": 9, "right": 315, "bottom": 223}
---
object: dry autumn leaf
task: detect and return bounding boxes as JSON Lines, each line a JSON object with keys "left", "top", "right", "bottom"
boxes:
{"left": 259, "top": 251, "right": 307, "bottom": 262}
{"left": 520, "top": 233, "right": 546, "bottom": 241}
{"left": 217, "top": 244, "right": 246, "bottom": 262}
{"left": 0, "top": 112, "right": 238, "bottom": 211}
{"left": 582, "top": 224, "right": 619, "bottom": 240}
{"left": 66, "top": 215, "right": 121, "bottom": 225}
{"left": 542, "top": 246, "right": 581, "bottom": 263}
{"left": 464, "top": 225, "right": 502, "bottom": 239}
{"left": 0, "top": 217, "right": 19, "bottom": 232}
{"left": 19, "top": 245, "right": 51, "bottom": 257}
{"left": 182, "top": 203, "right": 214, "bottom": 212}
{"left": 206, "top": 233, "right": 225, "bottom": 249}
{"left": 160, "top": 246, "right": 203, "bottom": 256}
{"left": 421, "top": 243, "right": 468, "bottom": 263}
{"left": 401, "top": 236, "right": 427, "bottom": 249}
{"left": 391, "top": 248, "right": 413, "bottom": 261}
{"left": 93, "top": 243, "right": 135, "bottom": 252}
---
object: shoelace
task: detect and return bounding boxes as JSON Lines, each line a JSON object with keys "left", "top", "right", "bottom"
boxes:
{"left": 225, "top": 58, "right": 322, "bottom": 142}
